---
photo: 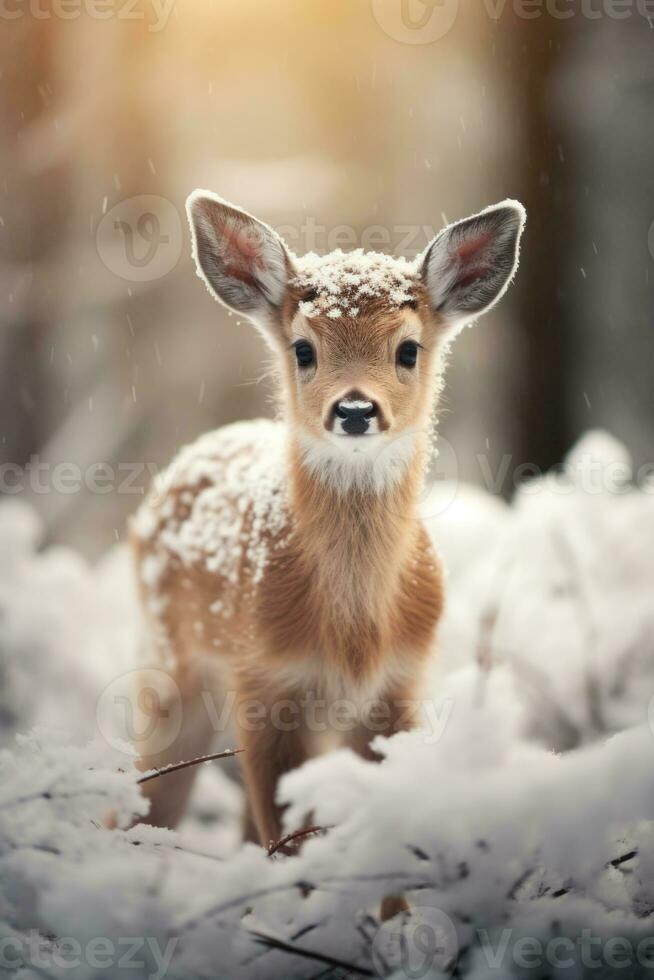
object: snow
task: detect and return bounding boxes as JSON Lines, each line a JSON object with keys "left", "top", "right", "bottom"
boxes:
{"left": 133, "top": 420, "right": 290, "bottom": 594}
{"left": 292, "top": 248, "right": 417, "bottom": 320}
{"left": 1, "top": 431, "right": 654, "bottom": 978}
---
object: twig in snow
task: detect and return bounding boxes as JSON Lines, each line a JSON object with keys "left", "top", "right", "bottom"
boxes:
{"left": 178, "top": 870, "right": 433, "bottom": 934}
{"left": 248, "top": 929, "right": 375, "bottom": 976}
{"left": 473, "top": 554, "right": 513, "bottom": 707}
{"left": 241, "top": 919, "right": 327, "bottom": 969}
{"left": 267, "top": 824, "right": 329, "bottom": 857}
{"left": 550, "top": 527, "right": 608, "bottom": 733}
{"left": 358, "top": 913, "right": 389, "bottom": 974}
{"left": 608, "top": 849, "right": 638, "bottom": 869}
{"left": 507, "top": 866, "right": 536, "bottom": 900}
{"left": 137, "top": 749, "right": 243, "bottom": 785}
{"left": 476, "top": 605, "right": 500, "bottom": 676}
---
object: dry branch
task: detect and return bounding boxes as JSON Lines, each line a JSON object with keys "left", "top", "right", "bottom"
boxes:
{"left": 248, "top": 928, "right": 375, "bottom": 976}
{"left": 137, "top": 749, "right": 243, "bottom": 785}
{"left": 267, "top": 824, "right": 329, "bottom": 858}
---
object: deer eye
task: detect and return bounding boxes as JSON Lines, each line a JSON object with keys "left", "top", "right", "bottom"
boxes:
{"left": 293, "top": 341, "right": 315, "bottom": 369}
{"left": 397, "top": 340, "right": 419, "bottom": 369}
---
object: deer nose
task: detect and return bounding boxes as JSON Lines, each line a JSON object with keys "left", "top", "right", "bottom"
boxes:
{"left": 334, "top": 396, "right": 377, "bottom": 435}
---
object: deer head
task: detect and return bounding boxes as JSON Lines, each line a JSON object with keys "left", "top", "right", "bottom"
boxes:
{"left": 187, "top": 191, "right": 525, "bottom": 491}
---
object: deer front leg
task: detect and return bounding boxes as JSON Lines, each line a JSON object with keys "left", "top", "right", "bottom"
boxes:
{"left": 234, "top": 680, "right": 310, "bottom": 850}
{"left": 347, "top": 682, "right": 423, "bottom": 922}
{"left": 347, "top": 682, "right": 422, "bottom": 760}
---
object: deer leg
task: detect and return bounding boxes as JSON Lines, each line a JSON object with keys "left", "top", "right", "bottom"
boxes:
{"left": 132, "top": 662, "right": 217, "bottom": 829}
{"left": 241, "top": 795, "right": 260, "bottom": 845}
{"left": 234, "top": 682, "right": 310, "bottom": 850}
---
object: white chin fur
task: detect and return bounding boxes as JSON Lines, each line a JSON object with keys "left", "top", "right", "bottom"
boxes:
{"left": 297, "top": 430, "right": 420, "bottom": 493}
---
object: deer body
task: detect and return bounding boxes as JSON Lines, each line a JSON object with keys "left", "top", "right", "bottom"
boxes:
{"left": 132, "top": 416, "right": 442, "bottom": 840}
{"left": 130, "top": 191, "right": 525, "bottom": 848}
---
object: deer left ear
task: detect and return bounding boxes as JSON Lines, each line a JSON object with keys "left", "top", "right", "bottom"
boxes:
{"left": 420, "top": 199, "right": 526, "bottom": 332}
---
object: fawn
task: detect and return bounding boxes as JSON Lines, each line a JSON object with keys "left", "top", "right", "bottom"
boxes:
{"left": 130, "top": 191, "right": 526, "bottom": 851}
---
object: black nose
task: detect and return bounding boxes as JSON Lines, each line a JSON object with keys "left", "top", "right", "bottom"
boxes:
{"left": 334, "top": 398, "right": 377, "bottom": 435}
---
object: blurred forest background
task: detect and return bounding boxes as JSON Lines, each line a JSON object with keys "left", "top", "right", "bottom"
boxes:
{"left": 1, "top": 0, "right": 652, "bottom": 557}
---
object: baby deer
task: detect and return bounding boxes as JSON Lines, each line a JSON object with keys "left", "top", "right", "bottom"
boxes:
{"left": 130, "top": 192, "right": 526, "bottom": 851}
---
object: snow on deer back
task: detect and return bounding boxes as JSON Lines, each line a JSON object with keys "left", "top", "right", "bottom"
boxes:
{"left": 131, "top": 419, "right": 290, "bottom": 667}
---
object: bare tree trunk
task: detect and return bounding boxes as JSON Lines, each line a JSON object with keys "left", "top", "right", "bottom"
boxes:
{"left": 0, "top": 18, "right": 62, "bottom": 470}
{"left": 498, "top": 15, "right": 575, "bottom": 475}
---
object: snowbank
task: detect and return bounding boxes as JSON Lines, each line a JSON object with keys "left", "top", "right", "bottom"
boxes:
{"left": 1, "top": 431, "right": 653, "bottom": 979}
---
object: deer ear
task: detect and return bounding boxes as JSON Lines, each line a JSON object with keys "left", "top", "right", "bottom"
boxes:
{"left": 187, "top": 190, "right": 294, "bottom": 341}
{"left": 421, "top": 200, "right": 526, "bottom": 333}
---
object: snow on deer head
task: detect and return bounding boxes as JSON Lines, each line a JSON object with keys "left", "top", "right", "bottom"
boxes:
{"left": 187, "top": 191, "right": 526, "bottom": 491}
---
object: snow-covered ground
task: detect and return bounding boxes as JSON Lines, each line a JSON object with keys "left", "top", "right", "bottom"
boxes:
{"left": 1, "top": 431, "right": 654, "bottom": 979}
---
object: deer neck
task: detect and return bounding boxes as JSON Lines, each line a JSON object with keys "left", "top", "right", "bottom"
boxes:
{"left": 286, "top": 432, "right": 427, "bottom": 627}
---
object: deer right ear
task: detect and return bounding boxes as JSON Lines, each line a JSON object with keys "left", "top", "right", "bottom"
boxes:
{"left": 186, "top": 190, "right": 294, "bottom": 341}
